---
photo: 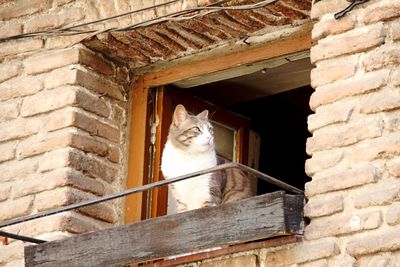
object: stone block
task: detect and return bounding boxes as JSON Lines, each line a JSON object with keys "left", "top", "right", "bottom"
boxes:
{"left": 347, "top": 228, "right": 400, "bottom": 256}
{"left": 359, "top": 0, "right": 400, "bottom": 24}
{"left": 304, "top": 194, "right": 344, "bottom": 218}
{"left": 0, "top": 118, "right": 41, "bottom": 143}
{"left": 310, "top": 23, "right": 385, "bottom": 63}
{"left": 361, "top": 43, "right": 400, "bottom": 72}
{"left": 0, "top": 0, "right": 49, "bottom": 21}
{"left": 310, "top": 69, "right": 389, "bottom": 110}
{"left": 0, "top": 75, "right": 43, "bottom": 101}
{"left": 0, "top": 99, "right": 20, "bottom": 123}
{"left": 0, "top": 196, "right": 33, "bottom": 221}
{"left": 305, "top": 164, "right": 379, "bottom": 197}
{"left": 262, "top": 240, "right": 339, "bottom": 266}
{"left": 200, "top": 255, "right": 257, "bottom": 267}
{"left": 305, "top": 211, "right": 382, "bottom": 240}
{"left": 311, "top": 55, "right": 358, "bottom": 88}
{"left": 0, "top": 60, "right": 21, "bottom": 83}
{"left": 308, "top": 100, "right": 354, "bottom": 132}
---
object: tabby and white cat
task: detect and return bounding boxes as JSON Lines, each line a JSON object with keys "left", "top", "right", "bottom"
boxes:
{"left": 161, "top": 104, "right": 254, "bottom": 214}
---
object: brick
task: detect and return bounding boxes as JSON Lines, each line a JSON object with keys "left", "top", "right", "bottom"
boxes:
{"left": 0, "top": 141, "right": 16, "bottom": 163}
{"left": 0, "top": 75, "right": 44, "bottom": 101}
{"left": 16, "top": 130, "right": 72, "bottom": 159}
{"left": 68, "top": 149, "right": 119, "bottom": 183}
{"left": 44, "top": 107, "right": 76, "bottom": 132}
{"left": 359, "top": 0, "right": 400, "bottom": 24}
{"left": 347, "top": 228, "right": 400, "bottom": 256}
{"left": 310, "top": 0, "right": 348, "bottom": 19}
{"left": 38, "top": 148, "right": 70, "bottom": 172}
{"left": 0, "top": 0, "right": 49, "bottom": 21}
{"left": 200, "top": 255, "right": 257, "bottom": 267}
{"left": 305, "top": 149, "right": 344, "bottom": 176}
{"left": 75, "top": 110, "right": 120, "bottom": 143}
{"left": 24, "top": 7, "right": 84, "bottom": 33}
{"left": 0, "top": 39, "right": 43, "bottom": 59}
{"left": 299, "top": 259, "right": 327, "bottom": 267}
{"left": 44, "top": 66, "right": 78, "bottom": 89}
{"left": 389, "top": 19, "right": 400, "bottom": 41}
{"left": 107, "top": 146, "right": 120, "bottom": 163}
{"left": 384, "top": 110, "right": 400, "bottom": 133}
{"left": 4, "top": 259, "right": 24, "bottom": 267}
{"left": 0, "top": 60, "right": 21, "bottom": 83}
{"left": 45, "top": 34, "right": 88, "bottom": 49}
{"left": 386, "top": 202, "right": 400, "bottom": 226}
{"left": 0, "top": 241, "right": 24, "bottom": 265}
{"left": 115, "top": 66, "right": 129, "bottom": 86}
{"left": 35, "top": 187, "right": 117, "bottom": 223}
{"left": 0, "top": 157, "right": 38, "bottom": 183}
{"left": 75, "top": 87, "right": 111, "bottom": 118}
{"left": 362, "top": 43, "right": 400, "bottom": 72}
{"left": 79, "top": 48, "right": 115, "bottom": 76}
{"left": 311, "top": 55, "right": 358, "bottom": 88}
{"left": 70, "top": 132, "right": 110, "bottom": 157}
{"left": 305, "top": 211, "right": 382, "bottom": 240}
{"left": 356, "top": 253, "right": 395, "bottom": 267}
{"left": 387, "top": 157, "right": 400, "bottom": 177}
{"left": 328, "top": 255, "right": 356, "bottom": 267}
{"left": 262, "top": 240, "right": 339, "bottom": 266}
{"left": 304, "top": 194, "right": 343, "bottom": 218}
{"left": 310, "top": 69, "right": 389, "bottom": 110}
{"left": 52, "top": 0, "right": 74, "bottom": 6}
{"left": 354, "top": 180, "right": 400, "bottom": 208}
{"left": 21, "top": 86, "right": 76, "bottom": 117}
{"left": 312, "top": 14, "right": 355, "bottom": 40}
{"left": 75, "top": 69, "right": 125, "bottom": 100}
{"left": 0, "top": 22, "right": 22, "bottom": 39}
{"left": 23, "top": 48, "right": 80, "bottom": 75}
{"left": 0, "top": 118, "right": 41, "bottom": 142}
{"left": 347, "top": 132, "right": 400, "bottom": 165}
{"left": 111, "top": 104, "right": 126, "bottom": 126}
{"left": 3, "top": 212, "right": 103, "bottom": 239}
{"left": 310, "top": 23, "right": 385, "bottom": 63}
{"left": 14, "top": 167, "right": 105, "bottom": 198}
{"left": 305, "top": 164, "right": 379, "bottom": 197}
{"left": 0, "top": 99, "right": 20, "bottom": 123}
{"left": 308, "top": 100, "right": 354, "bottom": 132}
{"left": 307, "top": 117, "right": 383, "bottom": 154}
{"left": 0, "top": 196, "right": 33, "bottom": 221}
{"left": 0, "top": 184, "right": 11, "bottom": 201}
{"left": 360, "top": 87, "right": 400, "bottom": 114}
{"left": 391, "top": 69, "right": 400, "bottom": 86}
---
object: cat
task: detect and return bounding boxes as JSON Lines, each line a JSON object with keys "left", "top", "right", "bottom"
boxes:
{"left": 161, "top": 104, "right": 254, "bottom": 214}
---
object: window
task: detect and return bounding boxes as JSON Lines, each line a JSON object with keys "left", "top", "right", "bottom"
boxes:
{"left": 125, "top": 33, "right": 312, "bottom": 224}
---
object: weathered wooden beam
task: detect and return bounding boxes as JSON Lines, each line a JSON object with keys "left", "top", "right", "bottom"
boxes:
{"left": 25, "top": 191, "right": 304, "bottom": 267}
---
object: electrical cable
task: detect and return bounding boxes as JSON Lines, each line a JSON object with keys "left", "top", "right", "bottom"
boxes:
{"left": 0, "top": 0, "right": 279, "bottom": 43}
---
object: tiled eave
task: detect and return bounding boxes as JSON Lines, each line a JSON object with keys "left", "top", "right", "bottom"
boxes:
{"left": 83, "top": 0, "right": 311, "bottom": 69}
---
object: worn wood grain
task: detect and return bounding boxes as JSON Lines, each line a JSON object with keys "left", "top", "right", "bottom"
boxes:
{"left": 25, "top": 192, "right": 304, "bottom": 267}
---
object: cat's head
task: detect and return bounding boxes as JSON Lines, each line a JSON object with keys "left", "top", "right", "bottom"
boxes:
{"left": 168, "top": 104, "right": 214, "bottom": 153}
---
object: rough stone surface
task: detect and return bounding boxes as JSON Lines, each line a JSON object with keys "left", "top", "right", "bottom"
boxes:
{"left": 304, "top": 194, "right": 344, "bottom": 218}
{"left": 200, "top": 255, "right": 257, "bottom": 267}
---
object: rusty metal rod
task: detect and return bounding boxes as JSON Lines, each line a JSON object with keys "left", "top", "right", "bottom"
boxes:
{"left": 0, "top": 163, "right": 302, "bottom": 228}
{"left": 0, "top": 230, "right": 46, "bottom": 244}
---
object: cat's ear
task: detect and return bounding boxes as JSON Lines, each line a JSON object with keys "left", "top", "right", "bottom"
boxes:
{"left": 197, "top": 110, "right": 209, "bottom": 119}
{"left": 173, "top": 104, "right": 188, "bottom": 127}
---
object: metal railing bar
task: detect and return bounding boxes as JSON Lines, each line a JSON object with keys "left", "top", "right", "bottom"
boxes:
{"left": 235, "top": 163, "right": 304, "bottom": 194}
{"left": 0, "top": 230, "right": 46, "bottom": 244}
{"left": 0, "top": 163, "right": 302, "bottom": 229}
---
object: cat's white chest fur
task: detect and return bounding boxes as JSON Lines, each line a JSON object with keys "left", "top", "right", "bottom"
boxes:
{"left": 161, "top": 142, "right": 217, "bottom": 213}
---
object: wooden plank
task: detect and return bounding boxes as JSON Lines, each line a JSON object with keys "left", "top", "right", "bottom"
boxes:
{"left": 142, "top": 33, "right": 312, "bottom": 88}
{"left": 25, "top": 192, "right": 304, "bottom": 267}
{"left": 125, "top": 77, "right": 149, "bottom": 224}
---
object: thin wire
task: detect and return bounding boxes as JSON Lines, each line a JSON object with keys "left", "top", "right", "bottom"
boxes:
{"left": 0, "top": 162, "right": 302, "bottom": 229}
{"left": 0, "top": 0, "right": 279, "bottom": 42}
{"left": 0, "top": 230, "right": 46, "bottom": 244}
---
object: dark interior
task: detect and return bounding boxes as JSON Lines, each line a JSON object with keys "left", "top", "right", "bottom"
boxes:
{"left": 176, "top": 84, "right": 313, "bottom": 194}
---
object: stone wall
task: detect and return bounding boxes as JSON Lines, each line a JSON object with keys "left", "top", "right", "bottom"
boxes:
{"left": 1, "top": 0, "right": 399, "bottom": 266}
{"left": 175, "top": 0, "right": 400, "bottom": 266}
{"left": 0, "top": 1, "right": 223, "bottom": 266}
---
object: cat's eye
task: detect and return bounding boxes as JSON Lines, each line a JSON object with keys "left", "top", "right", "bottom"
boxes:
{"left": 192, "top": 126, "right": 202, "bottom": 133}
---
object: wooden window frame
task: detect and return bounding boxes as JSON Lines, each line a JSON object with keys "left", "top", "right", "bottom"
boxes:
{"left": 125, "top": 33, "right": 312, "bottom": 224}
